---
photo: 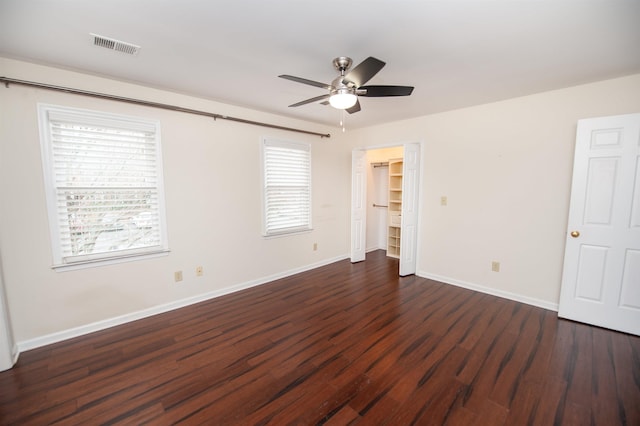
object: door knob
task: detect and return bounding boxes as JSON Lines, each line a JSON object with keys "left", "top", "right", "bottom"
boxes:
{"left": 570, "top": 230, "right": 580, "bottom": 238}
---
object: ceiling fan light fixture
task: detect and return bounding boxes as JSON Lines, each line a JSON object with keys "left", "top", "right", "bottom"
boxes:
{"left": 329, "top": 91, "right": 357, "bottom": 109}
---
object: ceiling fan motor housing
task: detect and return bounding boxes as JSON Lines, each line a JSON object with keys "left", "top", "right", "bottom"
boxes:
{"left": 333, "top": 56, "right": 353, "bottom": 73}
{"left": 331, "top": 76, "right": 355, "bottom": 94}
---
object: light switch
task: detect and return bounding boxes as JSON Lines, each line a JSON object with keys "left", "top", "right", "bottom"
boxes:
{"left": 440, "top": 196, "right": 447, "bottom": 206}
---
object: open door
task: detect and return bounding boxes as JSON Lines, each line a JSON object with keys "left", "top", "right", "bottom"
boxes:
{"left": 0, "top": 253, "right": 17, "bottom": 371}
{"left": 399, "top": 143, "right": 420, "bottom": 276}
{"left": 558, "top": 113, "right": 640, "bottom": 335}
{"left": 350, "top": 149, "right": 367, "bottom": 262}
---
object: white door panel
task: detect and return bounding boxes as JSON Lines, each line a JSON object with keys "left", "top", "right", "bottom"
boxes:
{"left": 574, "top": 244, "right": 607, "bottom": 302}
{"left": 620, "top": 249, "right": 640, "bottom": 309}
{"left": 559, "top": 113, "right": 640, "bottom": 336}
{"left": 351, "top": 149, "right": 367, "bottom": 263}
{"left": 399, "top": 143, "right": 420, "bottom": 276}
{"left": 584, "top": 157, "right": 618, "bottom": 224}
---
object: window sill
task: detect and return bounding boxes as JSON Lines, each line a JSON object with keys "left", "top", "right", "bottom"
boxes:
{"left": 52, "top": 249, "right": 170, "bottom": 272}
{"left": 262, "top": 228, "right": 313, "bottom": 239}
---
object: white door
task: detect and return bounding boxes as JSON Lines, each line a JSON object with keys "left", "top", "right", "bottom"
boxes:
{"left": 350, "top": 149, "right": 367, "bottom": 262}
{"left": 399, "top": 143, "right": 420, "bottom": 276}
{"left": 0, "top": 257, "right": 17, "bottom": 371}
{"left": 558, "top": 113, "right": 640, "bottom": 336}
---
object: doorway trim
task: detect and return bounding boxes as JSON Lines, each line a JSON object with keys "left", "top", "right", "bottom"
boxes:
{"left": 350, "top": 141, "right": 424, "bottom": 275}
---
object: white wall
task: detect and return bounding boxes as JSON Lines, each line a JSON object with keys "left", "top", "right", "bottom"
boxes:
{"left": 348, "top": 73, "right": 640, "bottom": 309}
{"left": 0, "top": 57, "right": 352, "bottom": 347}
{"left": 2, "top": 55, "right": 639, "bottom": 353}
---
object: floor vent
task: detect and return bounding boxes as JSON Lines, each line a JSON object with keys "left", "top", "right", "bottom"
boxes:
{"left": 91, "top": 33, "right": 140, "bottom": 55}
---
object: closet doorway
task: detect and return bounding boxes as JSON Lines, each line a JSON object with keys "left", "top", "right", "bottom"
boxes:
{"left": 351, "top": 142, "right": 421, "bottom": 276}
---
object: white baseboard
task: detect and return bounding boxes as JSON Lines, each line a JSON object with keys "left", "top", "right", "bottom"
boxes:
{"left": 18, "top": 254, "right": 350, "bottom": 352}
{"left": 18, "top": 258, "right": 558, "bottom": 353}
{"left": 366, "top": 245, "right": 386, "bottom": 253}
{"left": 417, "top": 271, "right": 559, "bottom": 312}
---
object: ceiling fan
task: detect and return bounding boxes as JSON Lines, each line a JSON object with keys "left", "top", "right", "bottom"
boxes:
{"left": 279, "top": 56, "right": 414, "bottom": 114}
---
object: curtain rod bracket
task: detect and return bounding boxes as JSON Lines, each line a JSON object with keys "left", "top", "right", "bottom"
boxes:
{"left": 0, "top": 76, "right": 331, "bottom": 139}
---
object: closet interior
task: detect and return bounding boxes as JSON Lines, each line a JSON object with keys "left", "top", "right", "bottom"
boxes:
{"left": 366, "top": 146, "right": 404, "bottom": 258}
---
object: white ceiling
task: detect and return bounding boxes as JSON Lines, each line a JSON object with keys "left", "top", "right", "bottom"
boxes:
{"left": 1, "top": 0, "right": 639, "bottom": 130}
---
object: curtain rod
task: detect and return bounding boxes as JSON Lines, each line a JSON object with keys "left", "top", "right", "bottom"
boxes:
{"left": 0, "top": 77, "right": 331, "bottom": 139}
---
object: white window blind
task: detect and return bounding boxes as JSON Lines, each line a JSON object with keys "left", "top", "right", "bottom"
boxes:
{"left": 38, "top": 104, "right": 168, "bottom": 268}
{"left": 262, "top": 138, "right": 311, "bottom": 236}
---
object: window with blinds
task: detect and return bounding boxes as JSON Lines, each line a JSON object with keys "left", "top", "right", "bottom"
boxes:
{"left": 262, "top": 138, "right": 312, "bottom": 236}
{"left": 38, "top": 104, "right": 168, "bottom": 268}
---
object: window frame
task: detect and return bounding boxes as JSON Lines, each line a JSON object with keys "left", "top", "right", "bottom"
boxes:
{"left": 37, "top": 103, "right": 169, "bottom": 270}
{"left": 261, "top": 137, "right": 312, "bottom": 237}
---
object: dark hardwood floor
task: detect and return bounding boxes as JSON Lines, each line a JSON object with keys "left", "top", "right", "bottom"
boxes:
{"left": 1, "top": 250, "right": 639, "bottom": 425}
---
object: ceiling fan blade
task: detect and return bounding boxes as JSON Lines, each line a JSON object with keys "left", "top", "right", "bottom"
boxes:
{"left": 288, "top": 94, "right": 330, "bottom": 107}
{"left": 343, "top": 57, "right": 385, "bottom": 87}
{"left": 346, "top": 99, "right": 361, "bottom": 114}
{"left": 360, "top": 85, "right": 414, "bottom": 97}
{"left": 279, "top": 75, "right": 332, "bottom": 90}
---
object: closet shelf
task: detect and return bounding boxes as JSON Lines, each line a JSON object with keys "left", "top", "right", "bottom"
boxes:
{"left": 387, "top": 158, "right": 403, "bottom": 259}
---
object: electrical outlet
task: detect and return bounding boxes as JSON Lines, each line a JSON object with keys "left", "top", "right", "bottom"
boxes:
{"left": 441, "top": 196, "right": 448, "bottom": 206}
{"left": 313, "top": 243, "right": 318, "bottom": 251}
{"left": 174, "top": 271, "right": 183, "bottom": 282}
{"left": 491, "top": 261, "right": 500, "bottom": 272}
{"left": 196, "top": 266, "right": 203, "bottom": 277}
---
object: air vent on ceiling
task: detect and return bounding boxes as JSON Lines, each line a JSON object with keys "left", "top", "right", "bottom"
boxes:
{"left": 91, "top": 33, "right": 140, "bottom": 55}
